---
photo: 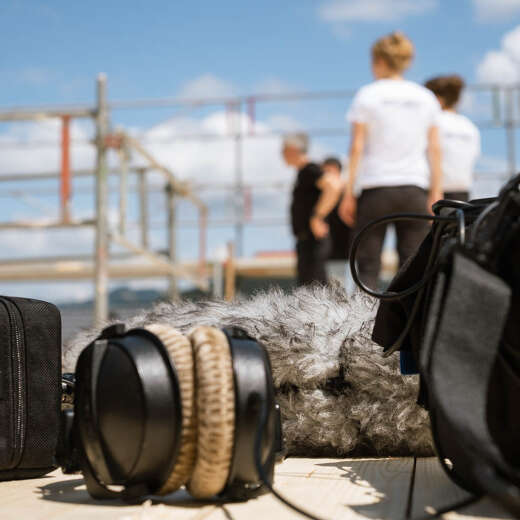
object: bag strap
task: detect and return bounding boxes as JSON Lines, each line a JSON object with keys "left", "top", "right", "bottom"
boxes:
{"left": 421, "top": 252, "right": 520, "bottom": 515}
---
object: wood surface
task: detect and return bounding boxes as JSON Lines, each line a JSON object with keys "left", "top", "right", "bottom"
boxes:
{"left": 0, "top": 457, "right": 512, "bottom": 520}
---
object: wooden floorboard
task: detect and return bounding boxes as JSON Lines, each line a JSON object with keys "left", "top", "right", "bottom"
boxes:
{"left": 2, "top": 472, "right": 221, "bottom": 520}
{"left": 222, "top": 457, "right": 413, "bottom": 520}
{"left": 1, "top": 457, "right": 513, "bottom": 520}
{"left": 410, "top": 458, "right": 513, "bottom": 520}
{"left": 0, "top": 458, "right": 413, "bottom": 520}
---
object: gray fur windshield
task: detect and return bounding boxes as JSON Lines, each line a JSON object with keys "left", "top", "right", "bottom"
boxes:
{"left": 64, "top": 284, "right": 433, "bottom": 457}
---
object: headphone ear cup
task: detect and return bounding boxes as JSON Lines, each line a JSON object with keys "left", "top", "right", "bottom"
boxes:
{"left": 145, "top": 324, "right": 197, "bottom": 495}
{"left": 187, "top": 326, "right": 235, "bottom": 499}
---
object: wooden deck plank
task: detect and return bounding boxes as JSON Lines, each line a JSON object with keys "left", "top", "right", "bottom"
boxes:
{"left": 410, "top": 458, "right": 513, "bottom": 520}
{"left": 6, "top": 457, "right": 513, "bottom": 520}
{"left": 222, "top": 457, "right": 414, "bottom": 520}
{"left": 2, "top": 472, "right": 223, "bottom": 520}
{"left": 0, "top": 458, "right": 414, "bottom": 520}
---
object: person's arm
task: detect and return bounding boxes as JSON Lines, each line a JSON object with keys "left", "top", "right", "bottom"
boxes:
{"left": 339, "top": 122, "right": 366, "bottom": 226}
{"left": 310, "top": 172, "right": 342, "bottom": 239}
{"left": 427, "top": 125, "right": 443, "bottom": 212}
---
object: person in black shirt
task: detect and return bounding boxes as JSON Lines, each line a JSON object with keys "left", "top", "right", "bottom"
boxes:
{"left": 322, "top": 158, "right": 352, "bottom": 285}
{"left": 282, "top": 133, "right": 342, "bottom": 286}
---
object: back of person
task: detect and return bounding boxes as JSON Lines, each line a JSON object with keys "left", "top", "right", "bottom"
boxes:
{"left": 282, "top": 133, "right": 342, "bottom": 287}
{"left": 321, "top": 157, "right": 351, "bottom": 262}
{"left": 291, "top": 162, "right": 323, "bottom": 238}
{"left": 340, "top": 31, "right": 443, "bottom": 290}
{"left": 425, "top": 74, "right": 480, "bottom": 201}
{"left": 438, "top": 111, "right": 480, "bottom": 193}
{"left": 348, "top": 79, "right": 440, "bottom": 190}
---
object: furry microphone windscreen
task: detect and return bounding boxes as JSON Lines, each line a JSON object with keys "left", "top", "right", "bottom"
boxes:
{"left": 63, "top": 285, "right": 433, "bottom": 458}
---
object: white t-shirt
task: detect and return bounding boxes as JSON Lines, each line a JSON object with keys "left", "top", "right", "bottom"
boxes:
{"left": 347, "top": 79, "right": 441, "bottom": 190}
{"left": 437, "top": 111, "right": 480, "bottom": 192}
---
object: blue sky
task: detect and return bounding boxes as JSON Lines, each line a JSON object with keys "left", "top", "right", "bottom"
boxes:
{"left": 1, "top": 0, "right": 520, "bottom": 106}
{"left": 1, "top": 0, "right": 520, "bottom": 303}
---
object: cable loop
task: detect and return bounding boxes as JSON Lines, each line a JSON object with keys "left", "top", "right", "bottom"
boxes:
{"left": 349, "top": 213, "right": 456, "bottom": 301}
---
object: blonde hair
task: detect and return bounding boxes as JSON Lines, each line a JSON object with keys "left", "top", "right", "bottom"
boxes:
{"left": 371, "top": 31, "right": 414, "bottom": 73}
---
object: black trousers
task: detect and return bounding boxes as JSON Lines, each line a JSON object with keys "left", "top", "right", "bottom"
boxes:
{"left": 354, "top": 185, "right": 429, "bottom": 289}
{"left": 296, "top": 235, "right": 331, "bottom": 286}
{"left": 445, "top": 190, "right": 469, "bottom": 202}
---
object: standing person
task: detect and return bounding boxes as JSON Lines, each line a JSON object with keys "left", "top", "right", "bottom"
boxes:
{"left": 322, "top": 157, "right": 352, "bottom": 286}
{"left": 282, "top": 133, "right": 341, "bottom": 286}
{"left": 425, "top": 75, "right": 480, "bottom": 202}
{"left": 339, "top": 31, "right": 443, "bottom": 289}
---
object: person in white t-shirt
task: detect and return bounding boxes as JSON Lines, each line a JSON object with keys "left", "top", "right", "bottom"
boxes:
{"left": 425, "top": 75, "right": 480, "bottom": 201}
{"left": 339, "top": 31, "right": 442, "bottom": 289}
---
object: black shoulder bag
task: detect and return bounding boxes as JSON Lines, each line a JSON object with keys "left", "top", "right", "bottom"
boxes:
{"left": 351, "top": 175, "right": 520, "bottom": 518}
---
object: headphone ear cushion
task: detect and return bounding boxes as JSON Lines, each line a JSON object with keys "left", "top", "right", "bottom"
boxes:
{"left": 187, "top": 326, "right": 235, "bottom": 499}
{"left": 145, "top": 324, "right": 197, "bottom": 495}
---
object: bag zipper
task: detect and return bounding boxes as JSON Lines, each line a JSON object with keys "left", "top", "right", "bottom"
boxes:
{"left": 0, "top": 298, "right": 26, "bottom": 469}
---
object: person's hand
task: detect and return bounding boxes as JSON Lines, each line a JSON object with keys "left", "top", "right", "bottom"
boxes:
{"left": 339, "top": 192, "right": 356, "bottom": 227}
{"left": 310, "top": 216, "right": 329, "bottom": 239}
{"left": 427, "top": 189, "right": 443, "bottom": 214}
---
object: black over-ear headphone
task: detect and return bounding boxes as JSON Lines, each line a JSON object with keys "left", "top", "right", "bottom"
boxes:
{"left": 58, "top": 323, "right": 283, "bottom": 501}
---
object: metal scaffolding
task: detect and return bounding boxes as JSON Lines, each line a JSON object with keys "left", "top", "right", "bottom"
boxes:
{"left": 0, "top": 74, "right": 209, "bottom": 325}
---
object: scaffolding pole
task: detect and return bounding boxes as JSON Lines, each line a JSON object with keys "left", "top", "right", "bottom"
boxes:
{"left": 117, "top": 146, "right": 129, "bottom": 236}
{"left": 60, "top": 115, "right": 71, "bottom": 223}
{"left": 235, "top": 133, "right": 244, "bottom": 257}
{"left": 0, "top": 107, "right": 93, "bottom": 122}
{"left": 94, "top": 74, "right": 109, "bottom": 325}
{"left": 506, "top": 88, "right": 517, "bottom": 177}
{"left": 166, "top": 183, "right": 179, "bottom": 300}
{"left": 138, "top": 168, "right": 149, "bottom": 249}
{"left": 231, "top": 102, "right": 244, "bottom": 257}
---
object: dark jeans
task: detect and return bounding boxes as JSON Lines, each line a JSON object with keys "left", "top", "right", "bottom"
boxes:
{"left": 296, "top": 235, "right": 331, "bottom": 286}
{"left": 354, "top": 185, "right": 429, "bottom": 289}
{"left": 445, "top": 191, "right": 469, "bottom": 202}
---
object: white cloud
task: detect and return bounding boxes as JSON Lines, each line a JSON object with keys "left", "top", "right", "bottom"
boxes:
{"left": 473, "top": 0, "right": 520, "bottom": 22}
{"left": 502, "top": 25, "right": 520, "bottom": 62}
{"left": 319, "top": 0, "right": 436, "bottom": 22}
{"left": 140, "top": 110, "right": 332, "bottom": 186}
{"left": 477, "top": 50, "right": 519, "bottom": 84}
{"left": 177, "top": 74, "right": 237, "bottom": 99}
{"left": 476, "top": 26, "right": 520, "bottom": 84}
{"left": 0, "top": 119, "right": 95, "bottom": 175}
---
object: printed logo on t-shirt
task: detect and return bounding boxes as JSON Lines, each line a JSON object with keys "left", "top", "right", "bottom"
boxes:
{"left": 381, "top": 99, "right": 422, "bottom": 109}
{"left": 443, "top": 131, "right": 473, "bottom": 142}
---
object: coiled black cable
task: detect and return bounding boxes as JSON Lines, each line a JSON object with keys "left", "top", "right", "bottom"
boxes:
{"left": 349, "top": 213, "right": 458, "bottom": 301}
{"left": 380, "top": 219, "right": 448, "bottom": 357}
{"left": 254, "top": 396, "right": 327, "bottom": 520}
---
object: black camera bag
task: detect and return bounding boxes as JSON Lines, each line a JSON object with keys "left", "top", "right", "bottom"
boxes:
{"left": 0, "top": 296, "right": 61, "bottom": 480}
{"left": 350, "top": 175, "right": 520, "bottom": 516}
